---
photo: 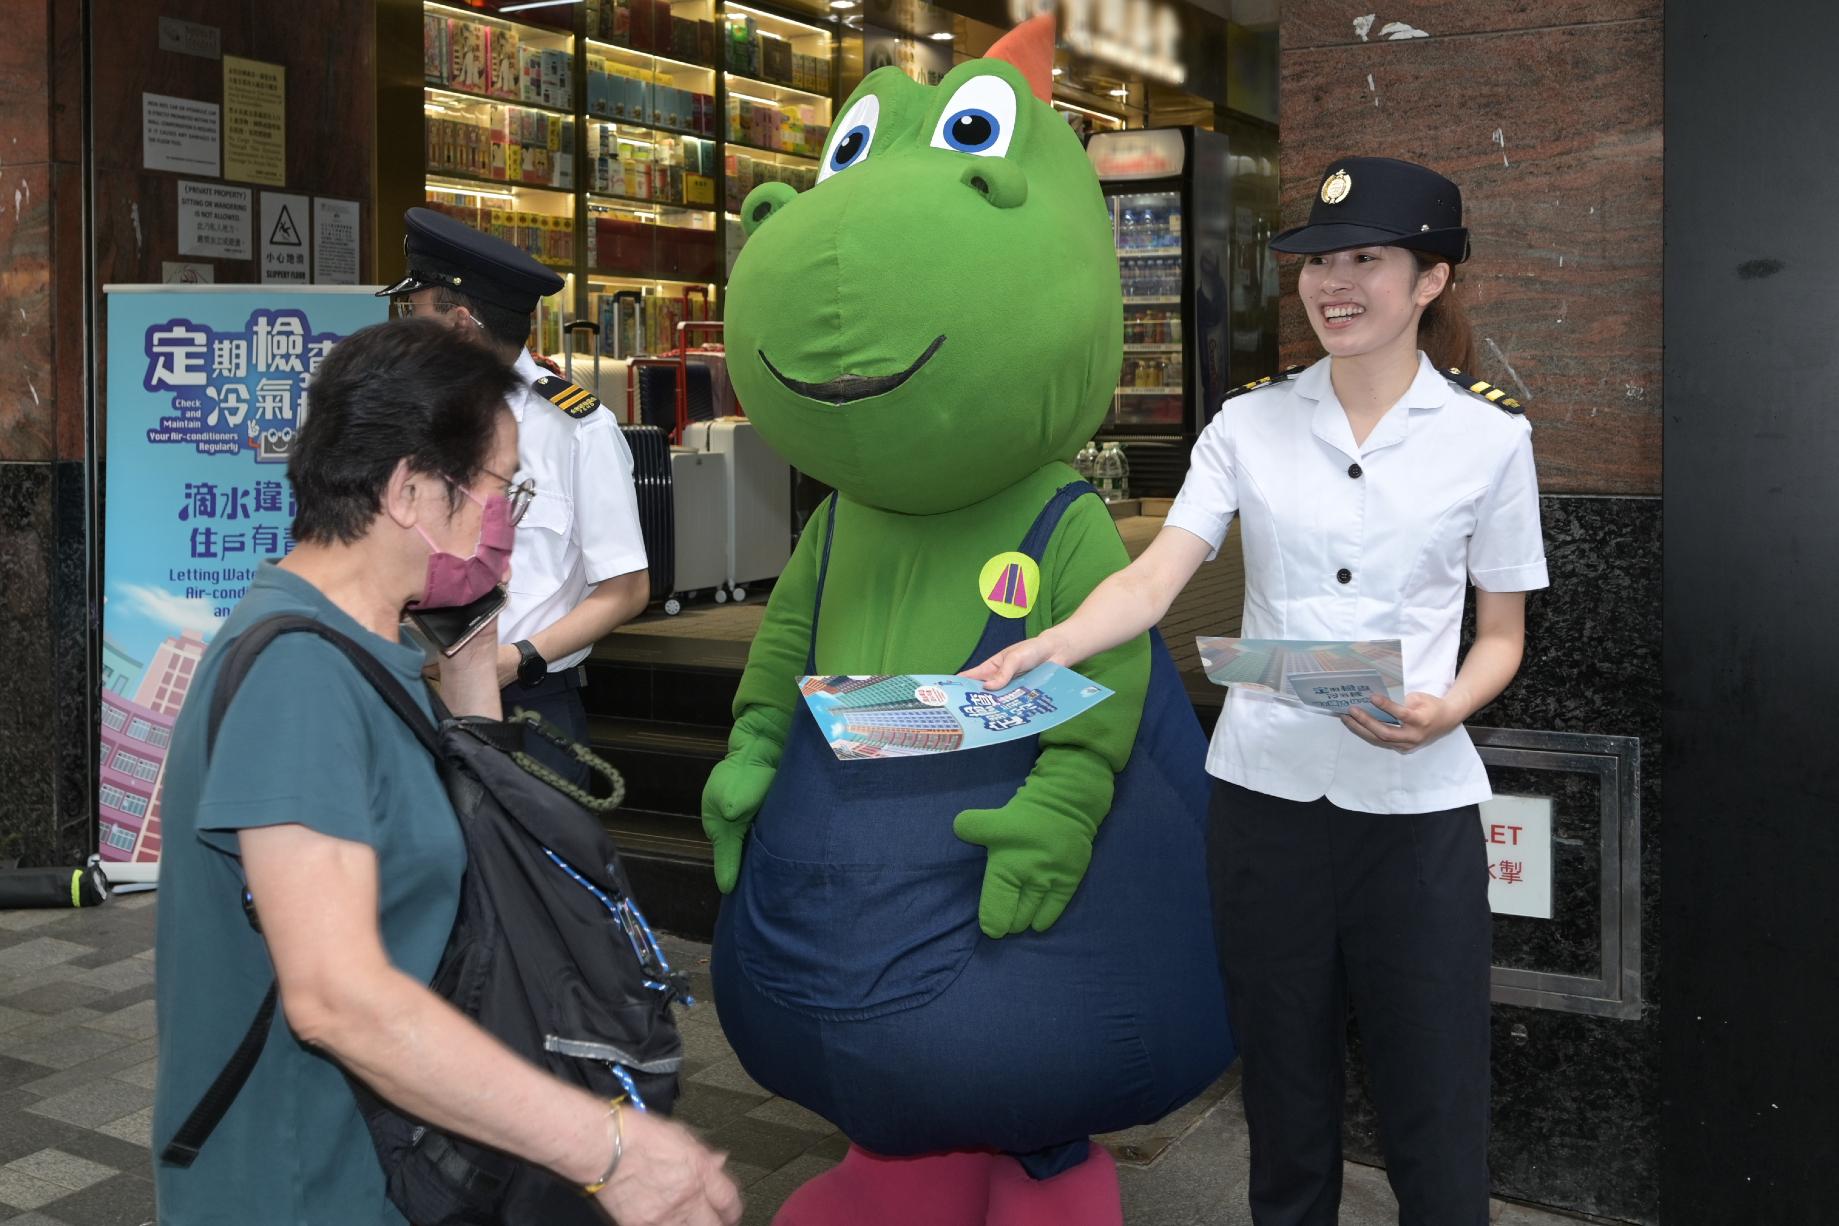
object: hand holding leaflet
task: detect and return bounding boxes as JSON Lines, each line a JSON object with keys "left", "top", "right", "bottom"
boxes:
{"left": 797, "top": 664, "right": 1112, "bottom": 761}
{"left": 1196, "top": 636, "right": 1405, "bottom": 725}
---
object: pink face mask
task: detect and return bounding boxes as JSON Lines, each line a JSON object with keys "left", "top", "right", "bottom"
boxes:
{"left": 411, "top": 484, "right": 514, "bottom": 609}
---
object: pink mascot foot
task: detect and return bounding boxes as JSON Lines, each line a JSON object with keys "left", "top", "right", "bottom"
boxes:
{"left": 772, "top": 1145, "right": 996, "bottom": 1226}
{"left": 985, "top": 1145, "right": 1123, "bottom": 1226}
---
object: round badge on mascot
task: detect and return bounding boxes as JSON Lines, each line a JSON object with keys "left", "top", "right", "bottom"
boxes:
{"left": 702, "top": 15, "right": 1235, "bottom": 1225}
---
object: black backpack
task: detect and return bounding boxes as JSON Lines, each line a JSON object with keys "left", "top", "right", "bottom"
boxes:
{"left": 160, "top": 615, "right": 687, "bottom": 1224}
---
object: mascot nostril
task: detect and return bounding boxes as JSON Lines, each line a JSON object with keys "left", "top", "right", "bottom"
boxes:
{"left": 960, "top": 160, "right": 1028, "bottom": 209}
{"left": 740, "top": 181, "right": 798, "bottom": 238}
{"left": 707, "top": 13, "right": 1234, "bottom": 1226}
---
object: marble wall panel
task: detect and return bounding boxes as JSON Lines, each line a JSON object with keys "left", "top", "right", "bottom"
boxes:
{"left": 0, "top": 164, "right": 55, "bottom": 463}
{"left": 1284, "top": 0, "right": 1658, "bottom": 52}
{"left": 0, "top": 463, "right": 58, "bottom": 861}
{"left": 1278, "top": 21, "right": 1662, "bottom": 495}
{"left": 0, "top": 0, "right": 52, "bottom": 167}
{"left": 52, "top": 161, "right": 86, "bottom": 463}
{"left": 50, "top": 460, "right": 94, "bottom": 863}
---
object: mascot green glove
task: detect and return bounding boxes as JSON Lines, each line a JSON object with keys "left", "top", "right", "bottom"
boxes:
{"left": 704, "top": 17, "right": 1233, "bottom": 1226}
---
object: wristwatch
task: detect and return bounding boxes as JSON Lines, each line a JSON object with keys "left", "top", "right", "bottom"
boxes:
{"left": 514, "top": 640, "right": 547, "bottom": 687}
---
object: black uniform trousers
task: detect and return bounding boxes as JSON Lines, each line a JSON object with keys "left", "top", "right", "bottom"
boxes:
{"left": 1209, "top": 779, "right": 1492, "bottom": 1226}
{"left": 500, "top": 666, "right": 593, "bottom": 790}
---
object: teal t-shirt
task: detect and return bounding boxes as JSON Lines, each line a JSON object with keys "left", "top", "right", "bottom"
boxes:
{"left": 152, "top": 564, "right": 465, "bottom": 1225}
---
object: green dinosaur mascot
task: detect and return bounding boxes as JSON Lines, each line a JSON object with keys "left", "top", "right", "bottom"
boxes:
{"left": 704, "top": 17, "right": 1231, "bottom": 1225}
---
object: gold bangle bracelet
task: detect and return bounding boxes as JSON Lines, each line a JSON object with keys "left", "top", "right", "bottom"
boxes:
{"left": 581, "top": 1097, "right": 626, "bottom": 1196}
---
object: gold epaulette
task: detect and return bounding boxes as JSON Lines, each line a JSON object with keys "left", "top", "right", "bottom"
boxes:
{"left": 1222, "top": 364, "right": 1308, "bottom": 401}
{"left": 532, "top": 375, "right": 602, "bottom": 420}
{"left": 1442, "top": 368, "right": 1524, "bottom": 414}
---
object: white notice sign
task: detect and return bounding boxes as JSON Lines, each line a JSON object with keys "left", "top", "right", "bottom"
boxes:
{"left": 177, "top": 180, "right": 252, "bottom": 260}
{"left": 260, "top": 192, "right": 310, "bottom": 284}
{"left": 1479, "top": 794, "right": 1553, "bottom": 919}
{"left": 142, "top": 93, "right": 220, "bottom": 176}
{"left": 312, "top": 198, "right": 360, "bottom": 285}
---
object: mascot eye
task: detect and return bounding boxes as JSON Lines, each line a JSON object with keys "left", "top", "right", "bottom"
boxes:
{"left": 819, "top": 94, "right": 881, "bottom": 183}
{"left": 930, "top": 75, "right": 1018, "bottom": 160}
{"left": 943, "top": 110, "right": 999, "bottom": 153}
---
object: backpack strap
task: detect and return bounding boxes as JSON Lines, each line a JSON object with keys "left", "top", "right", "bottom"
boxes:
{"left": 162, "top": 615, "right": 441, "bottom": 1169}
{"left": 160, "top": 984, "right": 277, "bottom": 1167}
{"left": 207, "top": 615, "right": 441, "bottom": 757}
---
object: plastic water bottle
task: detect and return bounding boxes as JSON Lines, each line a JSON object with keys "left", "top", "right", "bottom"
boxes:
{"left": 1074, "top": 440, "right": 1100, "bottom": 483}
{"left": 1113, "top": 442, "right": 1131, "bottom": 501}
{"left": 1096, "top": 443, "right": 1122, "bottom": 501}
{"left": 1120, "top": 208, "right": 1137, "bottom": 250}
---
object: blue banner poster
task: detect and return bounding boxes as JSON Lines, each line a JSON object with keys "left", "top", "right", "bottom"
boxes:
{"left": 99, "top": 286, "right": 386, "bottom": 863}
{"left": 797, "top": 665, "right": 1113, "bottom": 762}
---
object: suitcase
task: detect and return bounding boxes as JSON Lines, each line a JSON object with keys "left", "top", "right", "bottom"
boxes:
{"left": 682, "top": 418, "right": 790, "bottom": 600}
{"left": 635, "top": 362, "right": 714, "bottom": 434}
{"left": 619, "top": 424, "right": 676, "bottom": 608}
{"left": 668, "top": 448, "right": 728, "bottom": 610}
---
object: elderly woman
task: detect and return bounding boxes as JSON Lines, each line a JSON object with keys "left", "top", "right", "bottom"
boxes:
{"left": 151, "top": 317, "right": 739, "bottom": 1226}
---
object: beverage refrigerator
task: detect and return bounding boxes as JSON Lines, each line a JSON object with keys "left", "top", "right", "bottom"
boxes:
{"left": 1086, "top": 125, "right": 1280, "bottom": 497}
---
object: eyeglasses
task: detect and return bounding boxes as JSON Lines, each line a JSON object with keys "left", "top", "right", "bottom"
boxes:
{"left": 477, "top": 468, "right": 537, "bottom": 525}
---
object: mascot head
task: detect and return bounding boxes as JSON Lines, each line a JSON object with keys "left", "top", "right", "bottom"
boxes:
{"left": 724, "top": 15, "right": 1123, "bottom": 514}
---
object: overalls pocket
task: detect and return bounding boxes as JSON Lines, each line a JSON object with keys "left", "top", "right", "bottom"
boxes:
{"left": 731, "top": 829, "right": 984, "bottom": 1022}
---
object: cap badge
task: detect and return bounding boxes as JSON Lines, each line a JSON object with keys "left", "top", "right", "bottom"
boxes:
{"left": 1321, "top": 169, "right": 1352, "bottom": 205}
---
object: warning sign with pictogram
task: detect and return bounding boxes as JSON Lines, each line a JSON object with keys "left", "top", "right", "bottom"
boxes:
{"left": 268, "top": 205, "right": 301, "bottom": 247}
{"left": 259, "top": 192, "right": 309, "bottom": 284}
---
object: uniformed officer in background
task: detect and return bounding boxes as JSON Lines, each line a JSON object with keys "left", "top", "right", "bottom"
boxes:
{"left": 381, "top": 208, "right": 649, "bottom": 784}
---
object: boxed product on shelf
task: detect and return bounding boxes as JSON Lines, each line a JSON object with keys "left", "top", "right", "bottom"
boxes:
{"left": 725, "top": 17, "right": 759, "bottom": 77}
{"left": 761, "top": 35, "right": 793, "bottom": 87}
{"left": 636, "top": 0, "right": 672, "bottom": 54}
{"left": 585, "top": 0, "right": 611, "bottom": 40}
{"left": 487, "top": 26, "right": 520, "bottom": 99}
{"left": 448, "top": 19, "right": 487, "bottom": 93}
{"left": 424, "top": 195, "right": 574, "bottom": 266}
{"left": 520, "top": 46, "right": 542, "bottom": 104}
{"left": 793, "top": 52, "right": 828, "bottom": 93}
{"left": 541, "top": 49, "right": 572, "bottom": 109}
{"left": 671, "top": 15, "right": 700, "bottom": 63}
{"left": 724, "top": 151, "right": 817, "bottom": 212}
{"left": 423, "top": 14, "right": 446, "bottom": 83}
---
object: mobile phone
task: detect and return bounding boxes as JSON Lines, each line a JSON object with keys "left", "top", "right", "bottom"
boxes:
{"left": 406, "top": 585, "right": 508, "bottom": 657}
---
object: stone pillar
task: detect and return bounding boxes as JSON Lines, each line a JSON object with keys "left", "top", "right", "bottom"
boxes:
{"left": 0, "top": 0, "right": 94, "bottom": 866}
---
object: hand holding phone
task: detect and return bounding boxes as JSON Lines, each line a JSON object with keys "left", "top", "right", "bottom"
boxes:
{"left": 406, "top": 585, "right": 509, "bottom": 658}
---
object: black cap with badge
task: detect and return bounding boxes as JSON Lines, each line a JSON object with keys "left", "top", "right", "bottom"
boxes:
{"left": 1270, "top": 156, "right": 1470, "bottom": 265}
{"left": 376, "top": 207, "right": 566, "bottom": 313}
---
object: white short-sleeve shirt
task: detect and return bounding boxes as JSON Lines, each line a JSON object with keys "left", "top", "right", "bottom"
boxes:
{"left": 501, "top": 350, "right": 648, "bottom": 672}
{"left": 1165, "top": 352, "right": 1548, "bottom": 813}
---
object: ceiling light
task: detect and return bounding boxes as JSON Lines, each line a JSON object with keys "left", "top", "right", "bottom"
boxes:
{"left": 930, "top": 31, "right": 954, "bottom": 41}
{"left": 500, "top": 0, "right": 582, "bottom": 11}
{"left": 1051, "top": 67, "right": 1063, "bottom": 76}
{"left": 828, "top": 1, "right": 855, "bottom": 8}
{"left": 1109, "top": 87, "right": 1130, "bottom": 97}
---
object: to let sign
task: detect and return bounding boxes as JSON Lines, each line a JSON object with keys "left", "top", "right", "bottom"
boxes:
{"left": 1478, "top": 794, "right": 1553, "bottom": 919}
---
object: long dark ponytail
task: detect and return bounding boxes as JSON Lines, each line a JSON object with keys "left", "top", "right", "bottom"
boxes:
{"left": 1413, "top": 252, "right": 1477, "bottom": 373}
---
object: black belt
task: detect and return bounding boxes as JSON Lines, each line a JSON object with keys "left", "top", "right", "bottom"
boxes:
{"left": 501, "top": 665, "right": 588, "bottom": 700}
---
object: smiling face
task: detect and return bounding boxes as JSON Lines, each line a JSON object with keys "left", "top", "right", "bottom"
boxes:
{"left": 723, "top": 47, "right": 1123, "bottom": 514}
{"left": 1297, "top": 246, "right": 1449, "bottom": 362}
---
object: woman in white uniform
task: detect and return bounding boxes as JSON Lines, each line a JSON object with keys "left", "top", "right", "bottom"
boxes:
{"left": 967, "top": 156, "right": 1547, "bottom": 1225}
